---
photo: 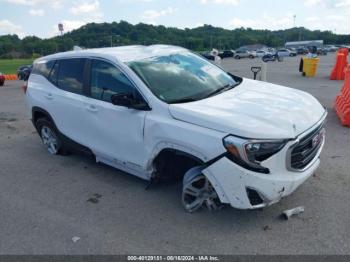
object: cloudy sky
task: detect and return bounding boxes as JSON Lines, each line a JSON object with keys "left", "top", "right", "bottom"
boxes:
{"left": 0, "top": 0, "right": 350, "bottom": 38}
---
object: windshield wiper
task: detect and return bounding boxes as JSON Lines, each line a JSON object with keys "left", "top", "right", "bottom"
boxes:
{"left": 201, "top": 84, "right": 234, "bottom": 99}
{"left": 169, "top": 97, "right": 199, "bottom": 104}
{"left": 169, "top": 83, "right": 237, "bottom": 104}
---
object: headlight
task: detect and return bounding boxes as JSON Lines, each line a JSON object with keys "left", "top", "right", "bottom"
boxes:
{"left": 223, "top": 136, "right": 287, "bottom": 174}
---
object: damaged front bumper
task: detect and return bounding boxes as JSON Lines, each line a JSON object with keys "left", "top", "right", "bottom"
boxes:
{"left": 201, "top": 138, "right": 323, "bottom": 210}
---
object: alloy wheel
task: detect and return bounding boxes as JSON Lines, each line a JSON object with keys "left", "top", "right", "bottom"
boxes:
{"left": 41, "top": 126, "right": 59, "bottom": 155}
{"left": 182, "top": 174, "right": 221, "bottom": 213}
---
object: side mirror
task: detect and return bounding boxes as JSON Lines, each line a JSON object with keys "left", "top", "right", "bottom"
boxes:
{"left": 111, "top": 93, "right": 151, "bottom": 111}
{"left": 111, "top": 93, "right": 133, "bottom": 107}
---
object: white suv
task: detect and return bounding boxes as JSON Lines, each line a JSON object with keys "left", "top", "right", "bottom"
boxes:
{"left": 25, "top": 45, "right": 326, "bottom": 212}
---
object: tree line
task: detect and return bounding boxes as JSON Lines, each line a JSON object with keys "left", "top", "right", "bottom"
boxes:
{"left": 0, "top": 20, "right": 349, "bottom": 58}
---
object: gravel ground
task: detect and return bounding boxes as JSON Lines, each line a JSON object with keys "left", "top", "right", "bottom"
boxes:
{"left": 0, "top": 53, "right": 349, "bottom": 255}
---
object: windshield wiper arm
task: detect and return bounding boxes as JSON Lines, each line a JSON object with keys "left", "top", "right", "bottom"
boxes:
{"left": 169, "top": 97, "right": 199, "bottom": 104}
{"left": 202, "top": 84, "right": 234, "bottom": 99}
{"left": 169, "top": 83, "right": 236, "bottom": 104}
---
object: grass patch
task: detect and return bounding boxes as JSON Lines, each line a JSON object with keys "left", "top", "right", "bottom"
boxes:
{"left": 0, "top": 59, "right": 35, "bottom": 74}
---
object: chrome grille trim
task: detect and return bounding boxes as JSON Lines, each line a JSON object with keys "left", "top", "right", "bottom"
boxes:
{"left": 286, "top": 112, "right": 327, "bottom": 172}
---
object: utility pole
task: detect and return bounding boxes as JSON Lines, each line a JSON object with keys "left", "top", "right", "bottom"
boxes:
{"left": 58, "top": 23, "right": 64, "bottom": 36}
{"left": 58, "top": 23, "right": 64, "bottom": 52}
{"left": 293, "top": 15, "right": 296, "bottom": 28}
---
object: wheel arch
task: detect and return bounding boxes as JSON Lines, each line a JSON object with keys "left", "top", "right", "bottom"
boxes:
{"left": 151, "top": 148, "right": 205, "bottom": 181}
{"left": 32, "top": 107, "right": 54, "bottom": 124}
{"left": 32, "top": 107, "right": 58, "bottom": 132}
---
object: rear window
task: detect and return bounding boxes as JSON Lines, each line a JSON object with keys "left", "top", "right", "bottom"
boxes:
{"left": 57, "top": 59, "right": 85, "bottom": 95}
{"left": 32, "top": 61, "right": 55, "bottom": 78}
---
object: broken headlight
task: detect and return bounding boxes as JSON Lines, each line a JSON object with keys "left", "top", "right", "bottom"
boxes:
{"left": 223, "top": 136, "right": 287, "bottom": 174}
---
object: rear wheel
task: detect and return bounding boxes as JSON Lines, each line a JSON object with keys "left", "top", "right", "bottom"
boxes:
{"left": 182, "top": 172, "right": 221, "bottom": 213}
{"left": 0, "top": 80, "right": 4, "bottom": 86}
{"left": 35, "top": 118, "right": 68, "bottom": 155}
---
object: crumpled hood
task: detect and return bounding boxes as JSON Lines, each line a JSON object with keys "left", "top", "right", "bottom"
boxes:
{"left": 169, "top": 78, "right": 326, "bottom": 139}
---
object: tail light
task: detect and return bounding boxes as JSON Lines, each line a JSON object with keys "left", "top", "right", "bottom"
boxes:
{"left": 22, "top": 82, "right": 28, "bottom": 94}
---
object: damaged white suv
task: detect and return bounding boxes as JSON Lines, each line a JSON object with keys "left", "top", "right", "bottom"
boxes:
{"left": 25, "top": 45, "right": 326, "bottom": 212}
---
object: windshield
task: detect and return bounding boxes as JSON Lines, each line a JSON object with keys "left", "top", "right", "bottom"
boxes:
{"left": 127, "top": 52, "right": 238, "bottom": 104}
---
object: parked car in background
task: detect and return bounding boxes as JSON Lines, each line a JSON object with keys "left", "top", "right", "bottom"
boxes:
{"left": 218, "top": 50, "right": 235, "bottom": 59}
{"left": 297, "top": 47, "right": 309, "bottom": 55}
{"left": 288, "top": 49, "right": 297, "bottom": 57}
{"left": 17, "top": 65, "right": 32, "bottom": 80}
{"left": 324, "top": 45, "right": 338, "bottom": 52}
{"left": 0, "top": 72, "right": 5, "bottom": 86}
{"left": 317, "top": 48, "right": 328, "bottom": 56}
{"left": 277, "top": 49, "right": 291, "bottom": 57}
{"left": 25, "top": 45, "right": 327, "bottom": 213}
{"left": 234, "top": 50, "right": 255, "bottom": 59}
{"left": 200, "top": 52, "right": 215, "bottom": 61}
{"left": 255, "top": 50, "right": 267, "bottom": 57}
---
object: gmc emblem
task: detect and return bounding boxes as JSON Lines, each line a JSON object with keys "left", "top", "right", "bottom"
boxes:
{"left": 312, "top": 131, "right": 324, "bottom": 148}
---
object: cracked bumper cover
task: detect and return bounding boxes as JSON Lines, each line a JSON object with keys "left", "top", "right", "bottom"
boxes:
{"left": 201, "top": 147, "right": 321, "bottom": 210}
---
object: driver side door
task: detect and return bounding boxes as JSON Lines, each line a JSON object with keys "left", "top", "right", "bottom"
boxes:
{"left": 82, "top": 58, "right": 149, "bottom": 177}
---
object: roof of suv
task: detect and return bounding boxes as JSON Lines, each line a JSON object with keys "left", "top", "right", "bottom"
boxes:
{"left": 36, "top": 45, "right": 187, "bottom": 63}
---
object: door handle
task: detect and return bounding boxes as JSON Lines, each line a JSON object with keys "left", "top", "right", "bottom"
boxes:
{"left": 44, "top": 93, "right": 53, "bottom": 100}
{"left": 85, "top": 104, "right": 98, "bottom": 113}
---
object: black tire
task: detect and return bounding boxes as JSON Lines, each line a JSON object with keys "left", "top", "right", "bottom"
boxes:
{"left": 0, "top": 81, "right": 4, "bottom": 86}
{"left": 35, "top": 118, "right": 70, "bottom": 155}
{"left": 249, "top": 55, "right": 254, "bottom": 59}
{"left": 235, "top": 56, "right": 240, "bottom": 59}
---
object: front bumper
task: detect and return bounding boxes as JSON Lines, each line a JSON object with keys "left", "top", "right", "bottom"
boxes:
{"left": 202, "top": 136, "right": 324, "bottom": 210}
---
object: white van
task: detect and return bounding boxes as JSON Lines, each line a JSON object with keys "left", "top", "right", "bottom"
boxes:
{"left": 25, "top": 45, "right": 326, "bottom": 212}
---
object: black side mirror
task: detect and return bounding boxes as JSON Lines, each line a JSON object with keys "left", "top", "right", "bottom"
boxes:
{"left": 111, "top": 93, "right": 151, "bottom": 111}
{"left": 111, "top": 93, "right": 132, "bottom": 107}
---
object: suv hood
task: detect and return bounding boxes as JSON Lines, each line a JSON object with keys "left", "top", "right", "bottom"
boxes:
{"left": 169, "top": 78, "right": 326, "bottom": 139}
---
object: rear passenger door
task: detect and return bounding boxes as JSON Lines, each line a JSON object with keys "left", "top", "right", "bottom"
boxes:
{"left": 47, "top": 58, "right": 90, "bottom": 145}
{"left": 81, "top": 59, "right": 148, "bottom": 175}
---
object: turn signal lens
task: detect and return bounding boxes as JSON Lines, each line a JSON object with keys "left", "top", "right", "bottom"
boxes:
{"left": 225, "top": 144, "right": 240, "bottom": 158}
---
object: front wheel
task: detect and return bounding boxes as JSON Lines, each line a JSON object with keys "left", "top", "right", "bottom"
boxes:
{"left": 182, "top": 169, "right": 221, "bottom": 212}
{"left": 249, "top": 55, "right": 254, "bottom": 59}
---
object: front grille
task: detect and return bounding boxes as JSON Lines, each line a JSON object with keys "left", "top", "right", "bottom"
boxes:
{"left": 290, "top": 123, "right": 325, "bottom": 170}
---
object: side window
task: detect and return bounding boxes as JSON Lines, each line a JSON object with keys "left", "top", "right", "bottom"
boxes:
{"left": 32, "top": 60, "right": 55, "bottom": 78}
{"left": 57, "top": 59, "right": 85, "bottom": 95}
{"left": 48, "top": 61, "right": 59, "bottom": 85}
{"left": 90, "top": 60, "right": 136, "bottom": 103}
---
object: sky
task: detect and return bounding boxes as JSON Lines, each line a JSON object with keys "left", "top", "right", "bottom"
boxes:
{"left": 0, "top": 0, "right": 350, "bottom": 39}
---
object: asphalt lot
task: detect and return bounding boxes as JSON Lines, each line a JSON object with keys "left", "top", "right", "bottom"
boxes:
{"left": 0, "top": 53, "right": 350, "bottom": 255}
